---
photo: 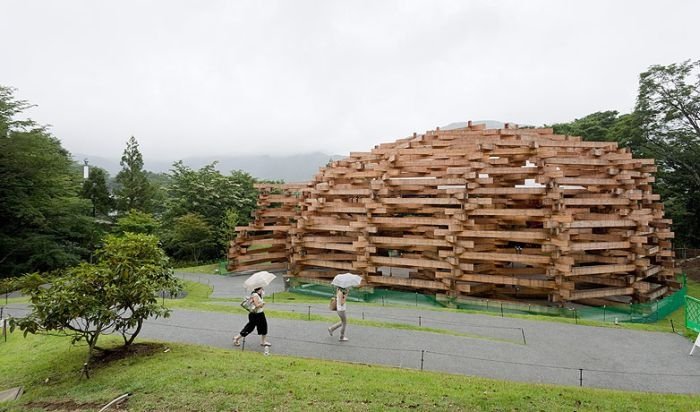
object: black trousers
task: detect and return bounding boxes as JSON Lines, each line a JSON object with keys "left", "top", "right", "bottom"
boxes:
{"left": 240, "top": 312, "right": 268, "bottom": 336}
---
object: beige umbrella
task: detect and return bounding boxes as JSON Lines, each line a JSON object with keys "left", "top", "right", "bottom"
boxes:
{"left": 243, "top": 271, "right": 277, "bottom": 291}
{"left": 331, "top": 273, "right": 363, "bottom": 289}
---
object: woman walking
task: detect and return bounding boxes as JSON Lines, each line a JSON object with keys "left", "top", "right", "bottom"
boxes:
{"left": 328, "top": 287, "right": 349, "bottom": 341}
{"left": 233, "top": 287, "right": 271, "bottom": 347}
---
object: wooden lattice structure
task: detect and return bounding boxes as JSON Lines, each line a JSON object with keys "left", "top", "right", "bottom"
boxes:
{"left": 228, "top": 183, "right": 307, "bottom": 272}
{"left": 230, "top": 123, "right": 676, "bottom": 304}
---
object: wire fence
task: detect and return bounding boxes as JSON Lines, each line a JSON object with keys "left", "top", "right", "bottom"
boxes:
{"left": 289, "top": 275, "right": 688, "bottom": 326}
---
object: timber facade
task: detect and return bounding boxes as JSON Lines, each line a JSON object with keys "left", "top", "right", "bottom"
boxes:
{"left": 229, "top": 123, "right": 676, "bottom": 305}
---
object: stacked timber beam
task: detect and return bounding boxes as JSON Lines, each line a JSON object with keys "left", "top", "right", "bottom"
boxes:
{"left": 229, "top": 123, "right": 676, "bottom": 304}
{"left": 227, "top": 183, "right": 307, "bottom": 273}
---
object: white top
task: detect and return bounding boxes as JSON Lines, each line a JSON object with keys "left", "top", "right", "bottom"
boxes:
{"left": 251, "top": 292, "right": 265, "bottom": 313}
{"left": 336, "top": 289, "right": 347, "bottom": 311}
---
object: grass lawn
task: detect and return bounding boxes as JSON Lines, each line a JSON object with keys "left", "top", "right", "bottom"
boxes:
{"left": 0, "top": 333, "right": 698, "bottom": 411}
{"left": 174, "top": 262, "right": 221, "bottom": 275}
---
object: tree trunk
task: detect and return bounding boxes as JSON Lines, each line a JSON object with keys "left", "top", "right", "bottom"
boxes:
{"left": 125, "top": 319, "right": 143, "bottom": 347}
{"left": 83, "top": 329, "right": 101, "bottom": 379}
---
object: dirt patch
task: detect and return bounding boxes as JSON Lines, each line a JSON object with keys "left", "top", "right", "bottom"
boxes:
{"left": 25, "top": 399, "right": 128, "bottom": 411}
{"left": 92, "top": 342, "right": 166, "bottom": 366}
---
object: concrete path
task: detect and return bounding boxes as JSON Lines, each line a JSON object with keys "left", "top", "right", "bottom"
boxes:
{"left": 3, "top": 272, "right": 699, "bottom": 394}
{"left": 176, "top": 272, "right": 287, "bottom": 298}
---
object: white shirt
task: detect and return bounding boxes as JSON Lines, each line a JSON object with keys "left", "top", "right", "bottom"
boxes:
{"left": 336, "top": 290, "right": 347, "bottom": 311}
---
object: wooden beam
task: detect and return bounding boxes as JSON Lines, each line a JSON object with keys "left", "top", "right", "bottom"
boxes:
{"left": 570, "top": 264, "right": 636, "bottom": 276}
{"left": 564, "top": 287, "right": 634, "bottom": 300}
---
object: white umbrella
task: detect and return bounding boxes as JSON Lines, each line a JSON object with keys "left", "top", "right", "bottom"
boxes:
{"left": 331, "top": 273, "right": 363, "bottom": 289}
{"left": 244, "top": 271, "right": 277, "bottom": 291}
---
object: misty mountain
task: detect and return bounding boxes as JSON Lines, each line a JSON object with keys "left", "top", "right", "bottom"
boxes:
{"left": 74, "top": 152, "right": 343, "bottom": 182}
{"left": 74, "top": 121, "right": 515, "bottom": 182}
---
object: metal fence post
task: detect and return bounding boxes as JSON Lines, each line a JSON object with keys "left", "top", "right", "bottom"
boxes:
{"left": 629, "top": 303, "right": 632, "bottom": 322}
{"left": 420, "top": 350, "right": 425, "bottom": 371}
{"left": 655, "top": 301, "right": 659, "bottom": 322}
{"left": 578, "top": 369, "right": 583, "bottom": 387}
{"left": 603, "top": 305, "right": 606, "bottom": 322}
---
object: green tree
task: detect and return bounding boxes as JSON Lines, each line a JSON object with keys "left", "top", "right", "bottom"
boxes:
{"left": 164, "top": 213, "right": 216, "bottom": 263}
{"left": 115, "top": 209, "right": 160, "bottom": 235}
{"left": 0, "top": 86, "right": 95, "bottom": 277}
{"left": 221, "top": 208, "right": 239, "bottom": 249}
{"left": 550, "top": 111, "right": 622, "bottom": 142}
{"left": 11, "top": 233, "right": 181, "bottom": 371}
{"left": 12, "top": 266, "right": 119, "bottom": 372}
{"left": 145, "top": 170, "right": 172, "bottom": 216}
{"left": 114, "top": 136, "right": 154, "bottom": 214}
{"left": 97, "top": 233, "right": 181, "bottom": 346}
{"left": 162, "top": 162, "right": 257, "bottom": 261}
{"left": 634, "top": 59, "right": 700, "bottom": 246}
{"left": 80, "top": 165, "right": 113, "bottom": 217}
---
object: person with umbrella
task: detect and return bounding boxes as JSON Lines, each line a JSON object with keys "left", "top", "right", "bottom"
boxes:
{"left": 327, "top": 273, "right": 362, "bottom": 342}
{"left": 233, "top": 271, "right": 275, "bottom": 347}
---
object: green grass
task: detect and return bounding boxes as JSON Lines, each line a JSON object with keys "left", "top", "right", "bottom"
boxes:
{"left": 1, "top": 296, "right": 29, "bottom": 305}
{"left": 0, "top": 333, "right": 697, "bottom": 411}
{"left": 174, "top": 263, "right": 220, "bottom": 275}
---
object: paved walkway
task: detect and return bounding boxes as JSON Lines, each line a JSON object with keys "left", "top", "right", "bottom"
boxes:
{"left": 4, "top": 272, "right": 699, "bottom": 394}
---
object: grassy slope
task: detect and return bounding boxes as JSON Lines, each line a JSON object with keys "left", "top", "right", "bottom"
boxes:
{"left": 0, "top": 333, "right": 698, "bottom": 412}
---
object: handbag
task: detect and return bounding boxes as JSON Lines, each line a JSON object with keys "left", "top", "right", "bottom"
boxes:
{"left": 329, "top": 296, "right": 337, "bottom": 311}
{"left": 240, "top": 296, "right": 255, "bottom": 312}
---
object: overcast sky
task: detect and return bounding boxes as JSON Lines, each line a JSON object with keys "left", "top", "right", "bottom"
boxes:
{"left": 1, "top": 1, "right": 699, "bottom": 161}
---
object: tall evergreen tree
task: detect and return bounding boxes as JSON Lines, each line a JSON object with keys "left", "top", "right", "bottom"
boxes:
{"left": 114, "top": 136, "right": 153, "bottom": 214}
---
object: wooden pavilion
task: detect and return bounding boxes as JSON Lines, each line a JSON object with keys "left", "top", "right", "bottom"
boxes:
{"left": 228, "top": 122, "right": 676, "bottom": 305}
